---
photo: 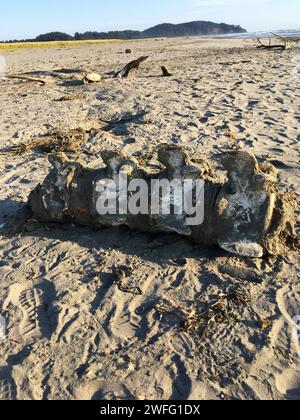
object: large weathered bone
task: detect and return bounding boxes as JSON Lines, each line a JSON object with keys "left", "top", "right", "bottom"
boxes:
{"left": 28, "top": 147, "right": 297, "bottom": 258}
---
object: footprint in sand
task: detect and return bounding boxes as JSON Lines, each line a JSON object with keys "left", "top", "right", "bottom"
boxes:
{"left": 108, "top": 273, "right": 158, "bottom": 341}
{"left": 76, "top": 381, "right": 135, "bottom": 401}
{"left": 271, "top": 285, "right": 300, "bottom": 399}
{"left": 0, "top": 367, "right": 17, "bottom": 401}
{"left": 167, "top": 355, "right": 192, "bottom": 400}
{"left": 0, "top": 236, "right": 39, "bottom": 259}
{"left": 4, "top": 280, "right": 57, "bottom": 342}
{"left": 276, "top": 284, "right": 300, "bottom": 357}
{"left": 55, "top": 307, "right": 80, "bottom": 344}
{"left": 18, "top": 287, "right": 45, "bottom": 340}
{"left": 109, "top": 304, "right": 139, "bottom": 340}
{"left": 275, "top": 368, "right": 300, "bottom": 400}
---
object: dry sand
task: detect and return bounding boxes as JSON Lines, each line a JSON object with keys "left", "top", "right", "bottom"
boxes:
{"left": 0, "top": 37, "right": 299, "bottom": 400}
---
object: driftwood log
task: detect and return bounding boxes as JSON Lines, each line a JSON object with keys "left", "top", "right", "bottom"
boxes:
{"left": 115, "top": 56, "right": 149, "bottom": 78}
{"left": 257, "top": 33, "right": 291, "bottom": 50}
{"left": 7, "top": 74, "right": 48, "bottom": 84}
{"left": 27, "top": 146, "right": 297, "bottom": 259}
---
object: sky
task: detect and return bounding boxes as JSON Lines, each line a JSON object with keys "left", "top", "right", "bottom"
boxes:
{"left": 0, "top": 0, "right": 299, "bottom": 41}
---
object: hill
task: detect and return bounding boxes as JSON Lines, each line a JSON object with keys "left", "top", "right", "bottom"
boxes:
{"left": 143, "top": 21, "right": 246, "bottom": 38}
{"left": 4, "top": 21, "right": 246, "bottom": 43}
{"left": 75, "top": 21, "right": 246, "bottom": 40}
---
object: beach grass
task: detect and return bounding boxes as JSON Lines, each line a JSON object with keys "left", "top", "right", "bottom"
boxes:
{"left": 0, "top": 39, "right": 125, "bottom": 51}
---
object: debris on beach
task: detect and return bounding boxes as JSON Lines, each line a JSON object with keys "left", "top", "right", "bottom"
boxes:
{"left": 156, "top": 286, "right": 250, "bottom": 338}
{"left": 256, "top": 33, "right": 291, "bottom": 50}
{"left": 112, "top": 265, "right": 143, "bottom": 296}
{"left": 7, "top": 74, "right": 48, "bottom": 84}
{"left": 114, "top": 56, "right": 149, "bottom": 78}
{"left": 5, "top": 56, "right": 151, "bottom": 87}
{"left": 27, "top": 146, "right": 297, "bottom": 259}
{"left": 161, "top": 66, "right": 172, "bottom": 77}
{"left": 82, "top": 72, "right": 102, "bottom": 84}
{"left": 6, "top": 68, "right": 105, "bottom": 87}
{"left": 1, "top": 128, "right": 87, "bottom": 155}
{"left": 54, "top": 68, "right": 90, "bottom": 74}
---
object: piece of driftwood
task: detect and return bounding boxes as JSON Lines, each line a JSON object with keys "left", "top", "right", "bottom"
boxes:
{"left": 7, "top": 74, "right": 47, "bottom": 84}
{"left": 15, "top": 70, "right": 67, "bottom": 81}
{"left": 257, "top": 33, "right": 290, "bottom": 50}
{"left": 27, "top": 146, "right": 297, "bottom": 258}
{"left": 115, "top": 56, "right": 149, "bottom": 78}
{"left": 161, "top": 66, "right": 172, "bottom": 77}
{"left": 54, "top": 68, "right": 89, "bottom": 74}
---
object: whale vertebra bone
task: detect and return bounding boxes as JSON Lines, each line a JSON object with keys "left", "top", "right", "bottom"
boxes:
{"left": 28, "top": 146, "right": 297, "bottom": 258}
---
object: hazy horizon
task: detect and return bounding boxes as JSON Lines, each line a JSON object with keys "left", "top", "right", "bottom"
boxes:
{"left": 0, "top": 0, "right": 299, "bottom": 41}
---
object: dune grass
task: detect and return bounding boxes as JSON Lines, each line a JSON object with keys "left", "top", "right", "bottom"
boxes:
{"left": 0, "top": 39, "right": 125, "bottom": 51}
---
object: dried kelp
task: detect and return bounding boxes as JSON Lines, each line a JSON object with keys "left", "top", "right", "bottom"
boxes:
{"left": 112, "top": 265, "right": 143, "bottom": 296}
{"left": 156, "top": 287, "right": 250, "bottom": 340}
{"left": 0, "top": 129, "right": 87, "bottom": 155}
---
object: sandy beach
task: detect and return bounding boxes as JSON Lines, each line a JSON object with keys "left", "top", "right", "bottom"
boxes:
{"left": 0, "top": 37, "right": 299, "bottom": 400}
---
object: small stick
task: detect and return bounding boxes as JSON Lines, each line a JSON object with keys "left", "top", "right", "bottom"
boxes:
{"left": 271, "top": 32, "right": 289, "bottom": 42}
{"left": 7, "top": 74, "right": 47, "bottom": 84}
{"left": 257, "top": 37, "right": 265, "bottom": 47}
